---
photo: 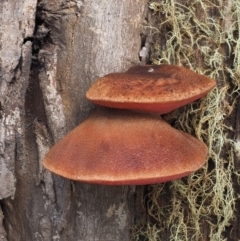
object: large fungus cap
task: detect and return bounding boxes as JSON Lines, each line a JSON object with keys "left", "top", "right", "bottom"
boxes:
{"left": 86, "top": 64, "right": 216, "bottom": 114}
{"left": 43, "top": 108, "right": 208, "bottom": 185}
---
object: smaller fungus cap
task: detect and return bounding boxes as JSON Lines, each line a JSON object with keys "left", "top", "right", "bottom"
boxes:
{"left": 43, "top": 108, "right": 208, "bottom": 185}
{"left": 86, "top": 64, "right": 216, "bottom": 114}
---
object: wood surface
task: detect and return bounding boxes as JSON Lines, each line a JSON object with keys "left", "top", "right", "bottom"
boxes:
{"left": 0, "top": 1, "right": 147, "bottom": 240}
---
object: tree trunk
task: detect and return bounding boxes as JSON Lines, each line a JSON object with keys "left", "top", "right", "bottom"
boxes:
{"left": 0, "top": 1, "right": 147, "bottom": 240}
{"left": 2, "top": 0, "right": 240, "bottom": 241}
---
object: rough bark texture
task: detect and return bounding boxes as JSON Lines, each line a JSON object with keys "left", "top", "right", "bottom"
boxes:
{"left": 1, "top": 0, "right": 147, "bottom": 240}
{"left": 4, "top": 0, "right": 239, "bottom": 240}
{"left": 0, "top": 1, "right": 37, "bottom": 240}
{"left": 0, "top": 0, "right": 37, "bottom": 201}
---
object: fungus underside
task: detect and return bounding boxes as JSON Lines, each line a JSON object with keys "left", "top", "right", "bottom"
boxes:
{"left": 131, "top": 1, "right": 240, "bottom": 240}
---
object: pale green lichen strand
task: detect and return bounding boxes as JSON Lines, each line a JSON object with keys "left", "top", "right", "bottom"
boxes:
{"left": 132, "top": 1, "right": 240, "bottom": 240}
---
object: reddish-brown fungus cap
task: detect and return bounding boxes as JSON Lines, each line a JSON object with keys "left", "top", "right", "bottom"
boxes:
{"left": 43, "top": 108, "right": 208, "bottom": 185}
{"left": 86, "top": 64, "right": 216, "bottom": 114}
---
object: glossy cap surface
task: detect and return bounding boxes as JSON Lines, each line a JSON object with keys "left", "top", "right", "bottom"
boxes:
{"left": 43, "top": 108, "right": 208, "bottom": 185}
{"left": 86, "top": 65, "right": 216, "bottom": 114}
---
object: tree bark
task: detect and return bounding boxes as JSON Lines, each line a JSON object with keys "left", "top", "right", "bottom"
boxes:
{"left": 1, "top": 0, "right": 147, "bottom": 240}
{"left": 3, "top": 0, "right": 238, "bottom": 241}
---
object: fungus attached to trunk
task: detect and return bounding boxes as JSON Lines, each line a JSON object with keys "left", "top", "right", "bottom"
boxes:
{"left": 86, "top": 64, "right": 216, "bottom": 114}
{"left": 43, "top": 108, "right": 208, "bottom": 185}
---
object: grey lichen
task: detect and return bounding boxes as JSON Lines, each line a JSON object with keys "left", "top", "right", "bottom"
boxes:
{"left": 132, "top": 1, "right": 240, "bottom": 240}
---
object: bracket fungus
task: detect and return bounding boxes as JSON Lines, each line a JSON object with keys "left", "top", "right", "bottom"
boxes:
{"left": 86, "top": 64, "right": 216, "bottom": 114}
{"left": 43, "top": 108, "right": 208, "bottom": 185}
{"left": 43, "top": 64, "right": 216, "bottom": 185}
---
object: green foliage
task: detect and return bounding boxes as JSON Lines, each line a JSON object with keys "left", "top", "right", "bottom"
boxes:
{"left": 132, "top": 1, "right": 240, "bottom": 240}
